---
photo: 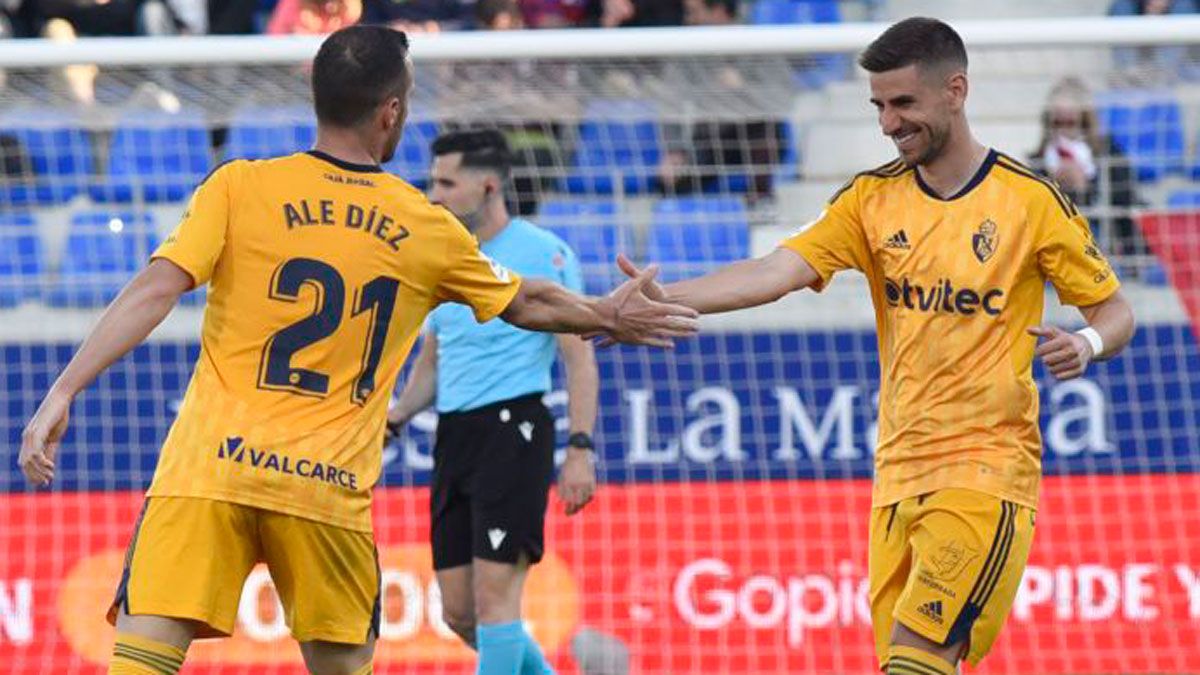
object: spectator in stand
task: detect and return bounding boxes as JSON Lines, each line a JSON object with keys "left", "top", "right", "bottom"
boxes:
{"left": 520, "top": 0, "right": 588, "bottom": 28}
{"left": 1108, "top": 0, "right": 1200, "bottom": 84}
{"left": 137, "top": 0, "right": 268, "bottom": 35}
{"left": 476, "top": 0, "right": 523, "bottom": 29}
{"left": 611, "top": 0, "right": 679, "bottom": 26}
{"left": 682, "top": 0, "right": 731, "bottom": 24}
{"left": 361, "top": 0, "right": 471, "bottom": 32}
{"left": 1, "top": 0, "right": 19, "bottom": 38}
{"left": 34, "top": 0, "right": 138, "bottom": 104}
{"left": 267, "top": 0, "right": 360, "bottom": 35}
{"left": 209, "top": 0, "right": 261, "bottom": 34}
{"left": 34, "top": 0, "right": 143, "bottom": 35}
{"left": 138, "top": 0, "right": 207, "bottom": 35}
{"left": 1030, "top": 77, "right": 1145, "bottom": 257}
{"left": 0, "top": 0, "right": 24, "bottom": 90}
{"left": 656, "top": 0, "right": 786, "bottom": 202}
{"left": 32, "top": 0, "right": 200, "bottom": 103}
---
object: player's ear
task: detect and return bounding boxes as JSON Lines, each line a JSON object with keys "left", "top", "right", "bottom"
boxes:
{"left": 379, "top": 93, "right": 403, "bottom": 132}
{"left": 945, "top": 70, "right": 968, "bottom": 112}
{"left": 396, "top": 96, "right": 410, "bottom": 129}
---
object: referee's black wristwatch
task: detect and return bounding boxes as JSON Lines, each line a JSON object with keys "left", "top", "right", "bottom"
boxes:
{"left": 566, "top": 432, "right": 595, "bottom": 451}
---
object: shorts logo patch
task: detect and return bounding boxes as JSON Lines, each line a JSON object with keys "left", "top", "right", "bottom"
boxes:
{"left": 518, "top": 421, "right": 534, "bottom": 442}
{"left": 917, "top": 599, "right": 944, "bottom": 624}
{"left": 488, "top": 528, "right": 507, "bottom": 550}
{"left": 928, "top": 539, "right": 979, "bottom": 581}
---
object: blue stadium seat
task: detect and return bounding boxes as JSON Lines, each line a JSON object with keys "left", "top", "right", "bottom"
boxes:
{"left": 224, "top": 105, "right": 316, "bottom": 160}
{"left": 0, "top": 212, "right": 44, "bottom": 307}
{"left": 0, "top": 110, "right": 93, "bottom": 206}
{"left": 1192, "top": 132, "right": 1200, "bottom": 180}
{"left": 1141, "top": 262, "right": 1169, "bottom": 286}
{"left": 566, "top": 100, "right": 661, "bottom": 195}
{"left": 751, "top": 0, "right": 840, "bottom": 25}
{"left": 648, "top": 197, "right": 749, "bottom": 280}
{"left": 383, "top": 119, "right": 439, "bottom": 188}
{"left": 538, "top": 200, "right": 623, "bottom": 264}
{"left": 47, "top": 210, "right": 159, "bottom": 307}
{"left": 92, "top": 110, "right": 213, "bottom": 203}
{"left": 538, "top": 200, "right": 625, "bottom": 293}
{"left": 750, "top": 0, "right": 848, "bottom": 87}
{"left": 1167, "top": 188, "right": 1200, "bottom": 209}
{"left": 1097, "top": 91, "right": 1186, "bottom": 183}
{"left": 705, "top": 120, "right": 800, "bottom": 195}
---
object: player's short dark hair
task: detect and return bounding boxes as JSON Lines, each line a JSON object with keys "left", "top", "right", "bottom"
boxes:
{"left": 858, "top": 17, "right": 967, "bottom": 75}
{"left": 312, "top": 25, "right": 411, "bottom": 128}
{"left": 432, "top": 129, "right": 512, "bottom": 179}
{"left": 475, "top": 0, "right": 520, "bottom": 27}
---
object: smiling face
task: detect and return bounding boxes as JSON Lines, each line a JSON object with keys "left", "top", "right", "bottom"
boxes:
{"left": 868, "top": 63, "right": 967, "bottom": 167}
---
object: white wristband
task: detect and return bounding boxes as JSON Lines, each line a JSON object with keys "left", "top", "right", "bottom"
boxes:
{"left": 1075, "top": 327, "right": 1104, "bottom": 358}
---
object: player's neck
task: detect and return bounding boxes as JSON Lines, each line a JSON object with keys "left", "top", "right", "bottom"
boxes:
{"left": 917, "top": 138, "right": 989, "bottom": 199}
{"left": 474, "top": 201, "right": 512, "bottom": 243}
{"left": 312, "top": 131, "right": 382, "bottom": 167}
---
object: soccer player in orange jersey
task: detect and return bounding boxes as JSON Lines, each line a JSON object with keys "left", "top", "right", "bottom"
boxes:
{"left": 16, "top": 26, "right": 697, "bottom": 675}
{"left": 615, "top": 17, "right": 1136, "bottom": 675}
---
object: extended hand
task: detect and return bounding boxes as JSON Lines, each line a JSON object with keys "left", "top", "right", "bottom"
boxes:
{"left": 20, "top": 392, "right": 72, "bottom": 487}
{"left": 558, "top": 448, "right": 597, "bottom": 516}
{"left": 603, "top": 262, "right": 698, "bottom": 348}
{"left": 616, "top": 254, "right": 665, "bottom": 301}
{"left": 1029, "top": 325, "right": 1093, "bottom": 380}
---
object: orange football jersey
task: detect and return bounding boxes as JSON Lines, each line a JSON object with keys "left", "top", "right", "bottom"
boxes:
{"left": 782, "top": 151, "right": 1119, "bottom": 508}
{"left": 147, "top": 152, "right": 521, "bottom": 531}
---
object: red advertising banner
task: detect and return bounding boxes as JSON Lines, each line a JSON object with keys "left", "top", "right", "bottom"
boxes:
{"left": 1, "top": 475, "right": 1199, "bottom": 674}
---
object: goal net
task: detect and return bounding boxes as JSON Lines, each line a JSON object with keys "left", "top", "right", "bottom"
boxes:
{"left": 1, "top": 16, "right": 1199, "bottom": 675}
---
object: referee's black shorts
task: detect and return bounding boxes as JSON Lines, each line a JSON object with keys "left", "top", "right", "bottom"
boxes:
{"left": 430, "top": 392, "right": 556, "bottom": 570}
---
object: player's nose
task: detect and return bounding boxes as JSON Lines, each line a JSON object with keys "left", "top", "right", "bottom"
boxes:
{"left": 879, "top": 110, "right": 902, "bottom": 136}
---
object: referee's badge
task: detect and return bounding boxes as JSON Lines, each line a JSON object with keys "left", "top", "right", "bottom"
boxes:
{"left": 972, "top": 219, "right": 998, "bottom": 263}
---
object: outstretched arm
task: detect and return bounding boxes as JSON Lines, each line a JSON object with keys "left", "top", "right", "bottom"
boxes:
{"left": 19, "top": 259, "right": 194, "bottom": 486}
{"left": 1029, "top": 289, "right": 1136, "bottom": 381}
{"left": 620, "top": 248, "right": 820, "bottom": 315}
{"left": 500, "top": 267, "right": 699, "bottom": 347}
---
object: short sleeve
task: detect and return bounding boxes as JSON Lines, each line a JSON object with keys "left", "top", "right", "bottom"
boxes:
{"left": 558, "top": 243, "right": 585, "bottom": 294}
{"left": 1036, "top": 201, "right": 1120, "bottom": 307}
{"left": 435, "top": 211, "right": 523, "bottom": 323}
{"left": 151, "top": 163, "right": 233, "bottom": 287}
{"left": 778, "top": 178, "right": 873, "bottom": 292}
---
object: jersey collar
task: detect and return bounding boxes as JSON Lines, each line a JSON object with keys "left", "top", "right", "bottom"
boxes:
{"left": 306, "top": 150, "right": 384, "bottom": 174}
{"left": 914, "top": 148, "right": 997, "bottom": 202}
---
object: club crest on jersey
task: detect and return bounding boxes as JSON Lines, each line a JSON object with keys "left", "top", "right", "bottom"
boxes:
{"left": 972, "top": 219, "right": 998, "bottom": 263}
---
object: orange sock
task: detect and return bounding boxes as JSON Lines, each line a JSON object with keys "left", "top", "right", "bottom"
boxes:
{"left": 884, "top": 644, "right": 956, "bottom": 675}
{"left": 107, "top": 632, "right": 185, "bottom": 674}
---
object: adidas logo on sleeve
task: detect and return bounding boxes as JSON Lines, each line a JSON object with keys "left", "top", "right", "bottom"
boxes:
{"left": 884, "top": 229, "right": 911, "bottom": 250}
